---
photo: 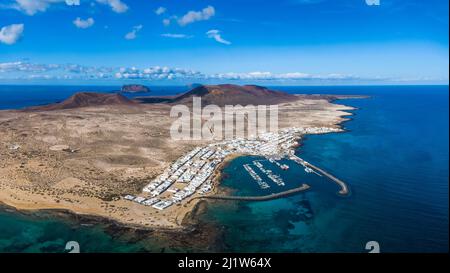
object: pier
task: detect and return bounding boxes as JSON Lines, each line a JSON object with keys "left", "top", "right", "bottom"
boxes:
{"left": 243, "top": 164, "right": 270, "bottom": 189}
{"left": 197, "top": 184, "right": 310, "bottom": 202}
{"left": 253, "top": 160, "right": 285, "bottom": 186}
{"left": 290, "top": 155, "right": 349, "bottom": 195}
{"left": 268, "top": 158, "right": 290, "bottom": 170}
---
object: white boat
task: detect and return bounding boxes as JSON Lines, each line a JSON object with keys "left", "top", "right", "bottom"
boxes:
{"left": 243, "top": 164, "right": 270, "bottom": 189}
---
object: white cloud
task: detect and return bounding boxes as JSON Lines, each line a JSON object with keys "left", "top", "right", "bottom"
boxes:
{"left": 162, "top": 18, "right": 171, "bottom": 26}
{"left": 0, "top": 61, "right": 112, "bottom": 74}
{"left": 161, "top": 33, "right": 192, "bottom": 39}
{"left": 73, "top": 17, "right": 95, "bottom": 29}
{"left": 2, "top": 0, "right": 78, "bottom": 16}
{"left": 177, "top": 5, "right": 215, "bottom": 26}
{"left": 206, "top": 29, "right": 231, "bottom": 45}
{"left": 0, "top": 61, "right": 61, "bottom": 73}
{"left": 0, "top": 61, "right": 204, "bottom": 80}
{"left": 0, "top": 62, "right": 20, "bottom": 71}
{"left": 115, "top": 66, "right": 202, "bottom": 80}
{"left": 210, "top": 71, "right": 361, "bottom": 81}
{"left": 0, "top": 61, "right": 115, "bottom": 80}
{"left": 0, "top": 61, "right": 371, "bottom": 82}
{"left": 0, "top": 61, "right": 32, "bottom": 72}
{"left": 9, "top": 0, "right": 55, "bottom": 15}
{"left": 65, "top": 0, "right": 80, "bottom": 5}
{"left": 96, "top": 0, "right": 128, "bottom": 13}
{"left": 155, "top": 6, "right": 166, "bottom": 15}
{"left": 125, "top": 25, "right": 142, "bottom": 40}
{"left": 0, "top": 24, "right": 24, "bottom": 45}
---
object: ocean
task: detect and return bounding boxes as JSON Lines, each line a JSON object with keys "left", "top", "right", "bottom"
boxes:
{"left": 0, "top": 85, "right": 448, "bottom": 252}
{"left": 0, "top": 85, "right": 189, "bottom": 110}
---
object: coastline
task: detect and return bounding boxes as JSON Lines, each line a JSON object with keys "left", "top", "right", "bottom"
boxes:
{"left": 0, "top": 153, "right": 249, "bottom": 235}
{"left": 0, "top": 200, "right": 224, "bottom": 252}
{"left": 0, "top": 95, "right": 360, "bottom": 238}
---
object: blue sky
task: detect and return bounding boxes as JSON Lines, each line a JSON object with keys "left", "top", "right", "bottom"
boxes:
{"left": 0, "top": 0, "right": 448, "bottom": 85}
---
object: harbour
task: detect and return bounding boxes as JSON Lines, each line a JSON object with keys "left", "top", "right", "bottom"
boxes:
{"left": 122, "top": 127, "right": 346, "bottom": 210}
{"left": 243, "top": 164, "right": 270, "bottom": 189}
{"left": 197, "top": 183, "right": 310, "bottom": 201}
{"left": 289, "top": 154, "right": 349, "bottom": 195}
{"left": 253, "top": 160, "right": 285, "bottom": 186}
{"left": 121, "top": 127, "right": 350, "bottom": 211}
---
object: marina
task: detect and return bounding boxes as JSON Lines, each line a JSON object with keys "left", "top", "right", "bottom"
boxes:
{"left": 289, "top": 154, "right": 322, "bottom": 176}
{"left": 122, "top": 127, "right": 348, "bottom": 210}
{"left": 290, "top": 154, "right": 348, "bottom": 195}
{"left": 253, "top": 160, "right": 285, "bottom": 186}
{"left": 243, "top": 164, "right": 270, "bottom": 189}
{"left": 270, "top": 158, "right": 290, "bottom": 170}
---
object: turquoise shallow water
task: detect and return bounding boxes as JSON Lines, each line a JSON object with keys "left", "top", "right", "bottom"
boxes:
{"left": 0, "top": 209, "right": 149, "bottom": 252}
{"left": 0, "top": 85, "right": 448, "bottom": 252}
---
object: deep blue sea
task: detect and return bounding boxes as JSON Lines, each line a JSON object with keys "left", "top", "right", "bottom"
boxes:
{"left": 0, "top": 85, "right": 448, "bottom": 252}
{"left": 0, "top": 85, "right": 189, "bottom": 110}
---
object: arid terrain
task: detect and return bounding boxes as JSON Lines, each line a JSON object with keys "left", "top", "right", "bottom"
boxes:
{"left": 0, "top": 85, "right": 356, "bottom": 229}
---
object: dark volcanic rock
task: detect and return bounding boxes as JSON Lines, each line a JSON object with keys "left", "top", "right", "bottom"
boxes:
{"left": 134, "top": 84, "right": 360, "bottom": 106}
{"left": 173, "top": 84, "right": 297, "bottom": 106}
{"left": 26, "top": 92, "right": 137, "bottom": 111}
{"left": 135, "top": 84, "right": 297, "bottom": 106}
{"left": 121, "top": 84, "right": 151, "bottom": 93}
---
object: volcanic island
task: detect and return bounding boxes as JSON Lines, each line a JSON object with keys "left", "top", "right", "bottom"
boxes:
{"left": 0, "top": 84, "right": 360, "bottom": 231}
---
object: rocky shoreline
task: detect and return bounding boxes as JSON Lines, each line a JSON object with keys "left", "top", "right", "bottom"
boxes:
{"left": 0, "top": 199, "right": 224, "bottom": 252}
{"left": 0, "top": 86, "right": 361, "bottom": 247}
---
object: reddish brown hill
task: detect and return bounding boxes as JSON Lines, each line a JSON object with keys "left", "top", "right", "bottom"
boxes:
{"left": 27, "top": 92, "right": 137, "bottom": 111}
{"left": 171, "top": 84, "right": 297, "bottom": 106}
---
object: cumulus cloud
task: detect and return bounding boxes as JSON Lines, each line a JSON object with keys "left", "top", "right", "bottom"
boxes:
{"left": 162, "top": 18, "right": 171, "bottom": 26}
{"left": 125, "top": 25, "right": 142, "bottom": 40}
{"left": 7, "top": 0, "right": 54, "bottom": 15}
{"left": 0, "top": 61, "right": 110, "bottom": 74}
{"left": 65, "top": 0, "right": 80, "bottom": 5}
{"left": 115, "top": 66, "right": 203, "bottom": 80}
{"left": 0, "top": 61, "right": 115, "bottom": 80}
{"left": 210, "top": 71, "right": 360, "bottom": 81}
{"left": 0, "top": 61, "right": 367, "bottom": 82}
{"left": 177, "top": 5, "right": 215, "bottom": 26}
{"left": 0, "top": 24, "right": 24, "bottom": 45}
{"left": 73, "top": 17, "right": 95, "bottom": 29}
{"left": 96, "top": 0, "right": 128, "bottom": 13}
{"left": 155, "top": 6, "right": 166, "bottom": 15}
{"left": 161, "top": 33, "right": 192, "bottom": 39}
{"left": 0, "top": 61, "right": 48, "bottom": 72}
{"left": 0, "top": 61, "right": 204, "bottom": 81}
{"left": 206, "top": 29, "right": 231, "bottom": 45}
{"left": 2, "top": 0, "right": 77, "bottom": 16}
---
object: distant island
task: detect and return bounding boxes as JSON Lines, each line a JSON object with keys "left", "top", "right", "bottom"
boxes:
{"left": 121, "top": 84, "right": 151, "bottom": 93}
